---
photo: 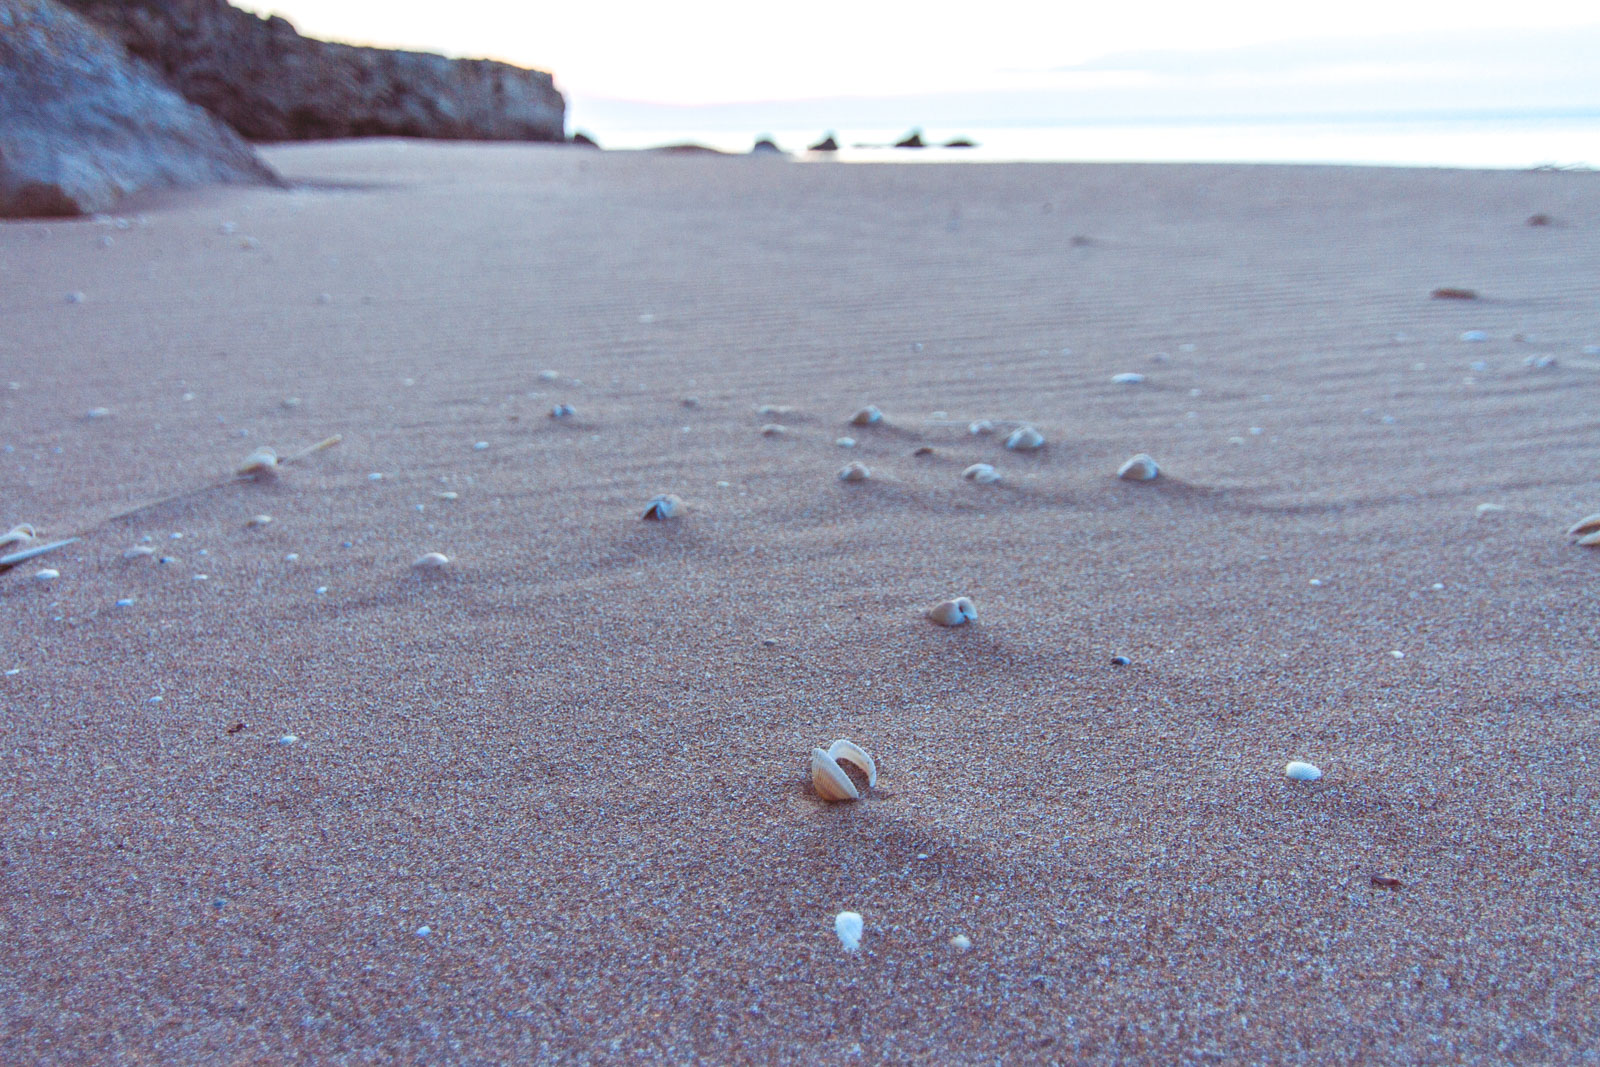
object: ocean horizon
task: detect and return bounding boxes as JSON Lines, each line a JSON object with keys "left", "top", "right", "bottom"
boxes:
{"left": 573, "top": 108, "right": 1600, "bottom": 170}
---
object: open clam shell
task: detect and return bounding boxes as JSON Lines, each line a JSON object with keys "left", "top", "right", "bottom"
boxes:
{"left": 927, "top": 596, "right": 978, "bottom": 627}
{"left": 1567, "top": 512, "right": 1600, "bottom": 539}
{"left": 236, "top": 446, "right": 279, "bottom": 479}
{"left": 810, "top": 738, "right": 878, "bottom": 802}
{"left": 1117, "top": 453, "right": 1159, "bottom": 481}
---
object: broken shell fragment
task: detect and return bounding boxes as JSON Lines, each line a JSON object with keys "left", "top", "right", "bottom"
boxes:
{"left": 961, "top": 463, "right": 1001, "bottom": 484}
{"left": 642, "top": 494, "right": 685, "bottom": 520}
{"left": 236, "top": 447, "right": 279, "bottom": 479}
{"left": 835, "top": 911, "right": 864, "bottom": 950}
{"left": 1004, "top": 426, "right": 1045, "bottom": 451}
{"left": 123, "top": 545, "right": 156, "bottom": 559}
{"left": 968, "top": 419, "right": 995, "bottom": 436}
{"left": 0, "top": 524, "right": 35, "bottom": 549}
{"left": 245, "top": 514, "right": 273, "bottom": 528}
{"left": 810, "top": 738, "right": 878, "bottom": 801}
{"left": 849, "top": 405, "right": 883, "bottom": 426}
{"left": 1117, "top": 453, "right": 1160, "bottom": 481}
{"left": 1566, "top": 512, "right": 1600, "bottom": 538}
{"left": 1578, "top": 531, "right": 1600, "bottom": 548}
{"left": 412, "top": 552, "right": 450, "bottom": 569}
{"left": 927, "top": 596, "right": 978, "bottom": 627}
{"left": 837, "top": 462, "right": 870, "bottom": 482}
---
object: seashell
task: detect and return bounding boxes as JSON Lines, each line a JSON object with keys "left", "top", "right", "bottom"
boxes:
{"left": 756, "top": 404, "right": 795, "bottom": 416}
{"left": 123, "top": 545, "right": 156, "bottom": 559}
{"left": 538, "top": 370, "right": 561, "bottom": 381}
{"left": 927, "top": 596, "right": 977, "bottom": 627}
{"left": 834, "top": 911, "right": 863, "bottom": 950}
{"left": 837, "top": 462, "right": 870, "bottom": 482}
{"left": 413, "top": 551, "right": 450, "bottom": 569}
{"left": 35, "top": 568, "right": 59, "bottom": 582}
{"left": 245, "top": 514, "right": 273, "bottom": 528}
{"left": 1569, "top": 513, "right": 1600, "bottom": 539}
{"left": 1117, "top": 453, "right": 1159, "bottom": 481}
{"left": 642, "top": 494, "right": 684, "bottom": 520}
{"left": 810, "top": 738, "right": 877, "bottom": 802}
{"left": 836, "top": 437, "right": 855, "bottom": 448}
{"left": 549, "top": 403, "right": 576, "bottom": 419}
{"left": 1475, "top": 502, "right": 1505, "bottom": 517}
{"left": 949, "top": 934, "right": 973, "bottom": 951}
{"left": 84, "top": 406, "right": 110, "bottom": 418}
{"left": 1578, "top": 531, "right": 1600, "bottom": 548}
{"left": 0, "top": 524, "right": 35, "bottom": 549}
{"left": 1284, "top": 761, "right": 1322, "bottom": 782}
{"left": 969, "top": 419, "right": 995, "bottom": 436}
{"left": 759, "top": 423, "right": 787, "bottom": 436}
{"left": 236, "top": 446, "right": 279, "bottom": 479}
{"left": 1112, "top": 372, "right": 1146, "bottom": 384}
{"left": 849, "top": 405, "right": 883, "bottom": 426}
{"left": 1004, "top": 426, "right": 1044, "bottom": 451}
{"left": 961, "top": 463, "right": 1001, "bottom": 484}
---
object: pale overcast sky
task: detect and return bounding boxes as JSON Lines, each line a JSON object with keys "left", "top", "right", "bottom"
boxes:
{"left": 231, "top": 0, "right": 1600, "bottom": 105}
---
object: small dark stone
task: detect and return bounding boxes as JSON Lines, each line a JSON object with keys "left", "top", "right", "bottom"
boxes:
{"left": 912, "top": 446, "right": 935, "bottom": 456}
{"left": 1526, "top": 213, "right": 1552, "bottom": 226}
{"left": 943, "top": 138, "right": 976, "bottom": 148}
{"left": 808, "top": 134, "right": 839, "bottom": 152}
{"left": 227, "top": 722, "right": 248, "bottom": 734}
{"left": 1110, "top": 655, "right": 1132, "bottom": 666}
{"left": 212, "top": 897, "right": 228, "bottom": 909}
{"left": 1430, "top": 287, "right": 1478, "bottom": 300}
{"left": 1371, "top": 874, "right": 1403, "bottom": 890}
{"left": 570, "top": 131, "right": 600, "bottom": 149}
{"left": 894, "top": 129, "right": 925, "bottom": 149}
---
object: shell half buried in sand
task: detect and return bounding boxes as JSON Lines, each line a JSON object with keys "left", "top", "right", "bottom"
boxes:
{"left": 849, "top": 405, "right": 884, "bottom": 426}
{"left": 927, "top": 596, "right": 978, "bottom": 627}
{"left": 962, "top": 463, "right": 1001, "bottom": 484}
{"left": 236, "top": 446, "right": 279, "bottom": 479}
{"left": 1567, "top": 512, "right": 1600, "bottom": 539}
{"left": 412, "top": 552, "right": 450, "bottom": 569}
{"left": 1004, "top": 426, "right": 1045, "bottom": 451}
{"left": 1117, "top": 453, "right": 1160, "bottom": 481}
{"left": 811, "top": 739, "right": 878, "bottom": 802}
{"left": 837, "top": 462, "right": 870, "bottom": 482}
{"left": 642, "top": 494, "right": 685, "bottom": 520}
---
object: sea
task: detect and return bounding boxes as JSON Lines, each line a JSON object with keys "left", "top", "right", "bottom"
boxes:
{"left": 575, "top": 111, "right": 1600, "bottom": 170}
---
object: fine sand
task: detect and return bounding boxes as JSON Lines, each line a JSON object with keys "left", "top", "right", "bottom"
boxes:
{"left": 2, "top": 141, "right": 1598, "bottom": 1063}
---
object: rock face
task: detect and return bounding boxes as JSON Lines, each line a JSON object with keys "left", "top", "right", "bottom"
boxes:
{"left": 61, "top": 0, "right": 566, "bottom": 142}
{"left": 0, "top": 0, "right": 279, "bottom": 218}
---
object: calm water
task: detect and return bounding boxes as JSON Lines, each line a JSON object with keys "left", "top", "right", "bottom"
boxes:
{"left": 586, "top": 113, "right": 1600, "bottom": 170}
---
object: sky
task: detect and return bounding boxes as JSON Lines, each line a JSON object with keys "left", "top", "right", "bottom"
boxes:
{"left": 230, "top": 1, "right": 1600, "bottom": 108}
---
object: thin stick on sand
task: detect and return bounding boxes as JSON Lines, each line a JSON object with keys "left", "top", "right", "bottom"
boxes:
{"left": 0, "top": 538, "right": 82, "bottom": 574}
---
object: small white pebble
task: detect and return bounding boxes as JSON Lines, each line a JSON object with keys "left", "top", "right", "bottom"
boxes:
{"left": 436, "top": 491, "right": 459, "bottom": 500}
{"left": 962, "top": 463, "right": 1001, "bottom": 485}
{"left": 1004, "top": 426, "right": 1045, "bottom": 451}
{"left": 1116, "top": 453, "right": 1159, "bottom": 481}
{"left": 35, "top": 568, "right": 59, "bottom": 582}
{"left": 315, "top": 586, "right": 328, "bottom": 595}
{"left": 245, "top": 514, "right": 272, "bottom": 528}
{"left": 416, "top": 925, "right": 431, "bottom": 937}
{"left": 759, "top": 424, "right": 787, "bottom": 437}
{"left": 1475, "top": 503, "right": 1505, "bottom": 516}
{"left": 1112, "top": 372, "right": 1146, "bottom": 384}
{"left": 368, "top": 472, "right": 383, "bottom": 481}
{"left": 1308, "top": 578, "right": 1323, "bottom": 587}
{"left": 1389, "top": 650, "right": 1405, "bottom": 659}
{"left": 284, "top": 553, "right": 299, "bottom": 562}
{"left": 949, "top": 934, "right": 972, "bottom": 951}
{"left": 147, "top": 695, "right": 162, "bottom": 703}
{"left": 849, "top": 405, "right": 883, "bottom": 426}
{"left": 969, "top": 419, "right": 995, "bottom": 436}
{"left": 413, "top": 551, "right": 450, "bottom": 569}
{"left": 538, "top": 370, "right": 561, "bottom": 381}
{"left": 123, "top": 545, "right": 156, "bottom": 559}
{"left": 473, "top": 441, "right": 489, "bottom": 451}
{"left": 1285, "top": 761, "right": 1322, "bottom": 781}
{"left": 66, "top": 292, "right": 85, "bottom": 304}
{"left": 85, "top": 407, "right": 111, "bottom": 419}
{"left": 837, "top": 462, "right": 870, "bottom": 483}
{"left": 192, "top": 574, "right": 208, "bottom": 582}
{"left": 279, "top": 734, "right": 298, "bottom": 745}
{"left": 834, "top": 911, "right": 863, "bottom": 951}
{"left": 1460, "top": 330, "right": 1488, "bottom": 342}
{"left": 1583, "top": 345, "right": 1600, "bottom": 356}
{"left": 550, "top": 403, "right": 576, "bottom": 419}
{"left": 1431, "top": 582, "right": 1444, "bottom": 590}
{"left": 836, "top": 437, "right": 855, "bottom": 448}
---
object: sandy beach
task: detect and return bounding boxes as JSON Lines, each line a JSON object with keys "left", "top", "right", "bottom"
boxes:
{"left": 2, "top": 141, "right": 1597, "bottom": 1062}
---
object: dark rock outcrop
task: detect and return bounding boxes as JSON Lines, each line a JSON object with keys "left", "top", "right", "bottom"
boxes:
{"left": 894, "top": 129, "right": 925, "bottom": 149}
{"left": 0, "top": 0, "right": 278, "bottom": 218}
{"left": 60, "top": 0, "right": 565, "bottom": 142}
{"left": 808, "top": 133, "right": 839, "bottom": 152}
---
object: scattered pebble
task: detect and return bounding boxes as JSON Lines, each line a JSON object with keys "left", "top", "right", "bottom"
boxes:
{"left": 538, "top": 370, "right": 561, "bottom": 381}
{"left": 550, "top": 403, "right": 576, "bottom": 419}
{"left": 1004, "top": 426, "right": 1045, "bottom": 451}
{"left": 642, "top": 494, "right": 685, "bottom": 521}
{"left": 1389, "top": 650, "right": 1405, "bottom": 659}
{"left": 1308, "top": 578, "right": 1323, "bottom": 587}
{"left": 849, "top": 405, "right": 883, "bottom": 426}
{"left": 1526, "top": 214, "right": 1552, "bottom": 227}
{"left": 282, "top": 396, "right": 301, "bottom": 409}
{"left": 1583, "top": 345, "right": 1600, "bottom": 356}
{"left": 1430, "top": 287, "right": 1477, "bottom": 300}
{"left": 834, "top": 912, "right": 864, "bottom": 951}
{"left": 1284, "top": 761, "right": 1322, "bottom": 782}
{"left": 756, "top": 404, "right": 795, "bottom": 417}
{"left": 927, "top": 596, "right": 978, "bottom": 627}
{"left": 284, "top": 553, "right": 299, "bottom": 562}
{"left": 66, "top": 292, "right": 85, "bottom": 304}
{"left": 837, "top": 462, "right": 870, "bottom": 482}
{"left": 34, "top": 568, "right": 58, "bottom": 582}
{"left": 473, "top": 441, "right": 489, "bottom": 451}
{"left": 1523, "top": 354, "right": 1557, "bottom": 369}
{"left": 962, "top": 463, "right": 1001, "bottom": 485}
{"left": 949, "top": 934, "right": 973, "bottom": 951}
{"left": 1116, "top": 453, "right": 1159, "bottom": 481}
{"left": 1112, "top": 372, "right": 1146, "bottom": 384}
{"left": 278, "top": 734, "right": 298, "bottom": 745}
{"left": 811, "top": 739, "right": 877, "bottom": 802}
{"left": 1460, "top": 330, "right": 1488, "bottom": 343}
{"left": 413, "top": 552, "right": 450, "bottom": 569}
{"left": 368, "top": 472, "right": 383, "bottom": 482}
{"left": 912, "top": 445, "right": 935, "bottom": 456}
{"left": 85, "top": 407, "right": 111, "bottom": 419}
{"left": 1476, "top": 503, "right": 1506, "bottom": 517}
{"left": 1110, "top": 655, "right": 1131, "bottom": 666}
{"left": 681, "top": 396, "right": 699, "bottom": 408}
{"left": 416, "top": 926, "right": 432, "bottom": 937}
{"left": 115, "top": 598, "right": 134, "bottom": 607}
{"left": 969, "top": 419, "right": 994, "bottom": 436}
{"left": 759, "top": 424, "right": 787, "bottom": 437}
{"left": 836, "top": 437, "right": 855, "bottom": 448}
{"left": 245, "top": 514, "right": 273, "bottom": 528}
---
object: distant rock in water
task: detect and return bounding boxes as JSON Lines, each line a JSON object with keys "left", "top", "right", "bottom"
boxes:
{"left": 894, "top": 129, "right": 926, "bottom": 148}
{"left": 570, "top": 131, "right": 600, "bottom": 149}
{"left": 750, "top": 138, "right": 782, "bottom": 155}
{"left": 943, "top": 138, "right": 976, "bottom": 148}
{"left": 60, "top": 0, "right": 565, "bottom": 142}
{"left": 808, "top": 133, "right": 839, "bottom": 152}
{"left": 0, "top": 0, "right": 278, "bottom": 218}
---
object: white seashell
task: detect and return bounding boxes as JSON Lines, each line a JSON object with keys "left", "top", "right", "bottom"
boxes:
{"left": 836, "top": 437, "right": 855, "bottom": 448}
{"left": 1460, "top": 330, "right": 1488, "bottom": 342}
{"left": 549, "top": 403, "right": 576, "bottom": 418}
{"left": 810, "top": 738, "right": 877, "bottom": 801}
{"left": 0, "top": 524, "right": 35, "bottom": 549}
{"left": 642, "top": 494, "right": 684, "bottom": 520}
{"left": 1004, "top": 426, "right": 1045, "bottom": 451}
{"left": 834, "top": 911, "right": 863, "bottom": 951}
{"left": 949, "top": 934, "right": 973, "bottom": 951}
{"left": 1117, "top": 453, "right": 1160, "bottom": 481}
{"left": 759, "top": 423, "right": 787, "bottom": 436}
{"left": 927, "top": 596, "right": 977, "bottom": 626}
{"left": 837, "top": 462, "right": 870, "bottom": 482}
{"left": 969, "top": 419, "right": 995, "bottom": 436}
{"left": 961, "top": 463, "right": 1001, "bottom": 484}
{"left": 1284, "top": 761, "right": 1322, "bottom": 781}
{"left": 849, "top": 405, "right": 883, "bottom": 426}
{"left": 236, "top": 446, "right": 279, "bottom": 478}
{"left": 245, "top": 514, "right": 273, "bottom": 528}
{"left": 437, "top": 491, "right": 459, "bottom": 501}
{"left": 84, "top": 406, "right": 110, "bottom": 419}
{"left": 1566, "top": 512, "right": 1600, "bottom": 538}
{"left": 123, "top": 545, "right": 156, "bottom": 559}
{"left": 35, "top": 568, "right": 59, "bottom": 582}
{"left": 1112, "top": 372, "right": 1146, "bottom": 384}
{"left": 413, "top": 552, "right": 450, "bottom": 569}
{"left": 1475, "top": 503, "right": 1505, "bottom": 517}
{"left": 1578, "top": 530, "right": 1600, "bottom": 548}
{"left": 538, "top": 370, "right": 561, "bottom": 381}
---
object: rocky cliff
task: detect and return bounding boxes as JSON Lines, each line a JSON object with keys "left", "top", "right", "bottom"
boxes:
{"left": 0, "top": 0, "right": 279, "bottom": 217}
{"left": 60, "top": 0, "right": 566, "bottom": 142}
